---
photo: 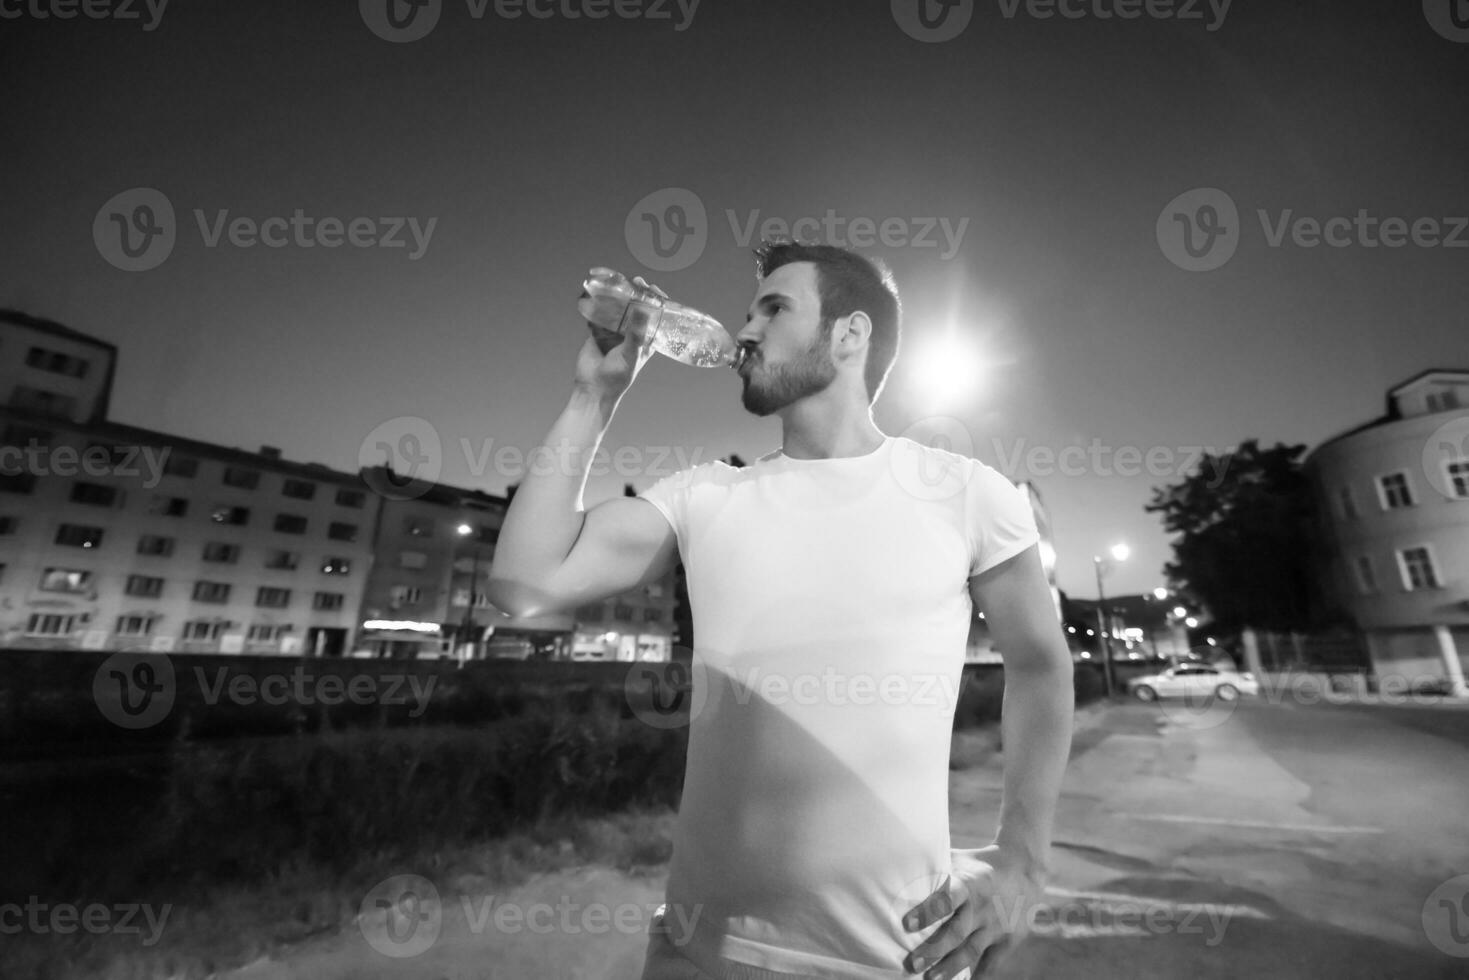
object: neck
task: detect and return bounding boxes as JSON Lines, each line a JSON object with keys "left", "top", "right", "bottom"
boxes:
{"left": 776, "top": 385, "right": 885, "bottom": 460}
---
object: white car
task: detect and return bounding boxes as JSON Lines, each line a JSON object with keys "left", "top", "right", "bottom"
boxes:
{"left": 1129, "top": 663, "right": 1259, "bottom": 702}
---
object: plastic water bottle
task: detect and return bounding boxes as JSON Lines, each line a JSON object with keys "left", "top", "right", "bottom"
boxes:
{"left": 578, "top": 268, "right": 741, "bottom": 369}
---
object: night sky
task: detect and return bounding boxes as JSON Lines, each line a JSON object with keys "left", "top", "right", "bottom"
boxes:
{"left": 3, "top": 0, "right": 1465, "bottom": 601}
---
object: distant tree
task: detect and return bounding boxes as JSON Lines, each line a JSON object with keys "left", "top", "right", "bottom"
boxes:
{"left": 1144, "top": 439, "right": 1321, "bottom": 635}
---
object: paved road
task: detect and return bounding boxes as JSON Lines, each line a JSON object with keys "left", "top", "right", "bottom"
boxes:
{"left": 225, "top": 697, "right": 1469, "bottom": 978}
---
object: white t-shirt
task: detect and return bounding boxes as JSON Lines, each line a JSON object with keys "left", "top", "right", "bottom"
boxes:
{"left": 637, "top": 434, "right": 1039, "bottom": 979}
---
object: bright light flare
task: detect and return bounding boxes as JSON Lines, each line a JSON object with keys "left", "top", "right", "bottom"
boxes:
{"left": 912, "top": 330, "right": 985, "bottom": 406}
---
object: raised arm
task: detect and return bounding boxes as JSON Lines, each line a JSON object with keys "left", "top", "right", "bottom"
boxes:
{"left": 485, "top": 311, "right": 679, "bottom": 619}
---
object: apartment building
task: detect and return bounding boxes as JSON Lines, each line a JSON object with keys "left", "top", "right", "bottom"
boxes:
{"left": 1305, "top": 368, "right": 1469, "bottom": 694}
{"left": 0, "top": 406, "right": 378, "bottom": 656}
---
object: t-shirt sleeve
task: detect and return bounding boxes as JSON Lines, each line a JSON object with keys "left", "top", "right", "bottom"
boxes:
{"left": 966, "top": 462, "right": 1040, "bottom": 577}
{"left": 636, "top": 465, "right": 699, "bottom": 550}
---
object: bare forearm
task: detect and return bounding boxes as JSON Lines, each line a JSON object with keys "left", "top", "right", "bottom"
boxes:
{"left": 994, "top": 656, "right": 1074, "bottom": 875}
{"left": 487, "top": 385, "right": 617, "bottom": 608}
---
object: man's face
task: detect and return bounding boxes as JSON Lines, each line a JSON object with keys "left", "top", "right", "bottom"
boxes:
{"left": 736, "top": 262, "right": 837, "bottom": 417}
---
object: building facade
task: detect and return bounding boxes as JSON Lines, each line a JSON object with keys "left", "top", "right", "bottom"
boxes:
{"left": 0, "top": 407, "right": 378, "bottom": 656}
{"left": 1304, "top": 368, "right": 1469, "bottom": 695}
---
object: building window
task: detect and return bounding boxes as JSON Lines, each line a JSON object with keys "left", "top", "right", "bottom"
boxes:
{"left": 182, "top": 620, "right": 227, "bottom": 641}
{"left": 576, "top": 604, "right": 602, "bottom": 620}
{"left": 0, "top": 472, "right": 38, "bottom": 494}
{"left": 1427, "top": 389, "right": 1462, "bottom": 412}
{"left": 1398, "top": 547, "right": 1440, "bottom": 591}
{"left": 643, "top": 608, "right": 661, "bottom": 623}
{"left": 1336, "top": 486, "right": 1358, "bottom": 521}
{"left": 398, "top": 551, "right": 427, "bottom": 569}
{"left": 137, "top": 535, "right": 175, "bottom": 557}
{"left": 3, "top": 423, "right": 53, "bottom": 449}
{"left": 321, "top": 557, "right": 351, "bottom": 575}
{"left": 476, "top": 526, "right": 499, "bottom": 545}
{"left": 390, "top": 585, "right": 422, "bottom": 606}
{"left": 313, "top": 592, "right": 345, "bottom": 611}
{"left": 162, "top": 452, "right": 198, "bottom": 478}
{"left": 1352, "top": 556, "right": 1376, "bottom": 595}
{"left": 193, "top": 580, "right": 231, "bottom": 603}
{"left": 25, "top": 346, "right": 89, "bottom": 378}
{"left": 115, "top": 615, "right": 155, "bottom": 637}
{"left": 150, "top": 495, "right": 189, "bottom": 517}
{"left": 26, "top": 613, "right": 78, "bottom": 636}
{"left": 39, "top": 568, "right": 92, "bottom": 593}
{"left": 247, "top": 624, "right": 290, "bottom": 642}
{"left": 1377, "top": 472, "right": 1414, "bottom": 510}
{"left": 85, "top": 443, "right": 131, "bottom": 468}
{"left": 336, "top": 488, "right": 366, "bottom": 508}
{"left": 274, "top": 513, "right": 308, "bottom": 534}
{"left": 222, "top": 466, "right": 260, "bottom": 489}
{"left": 282, "top": 478, "right": 316, "bottom": 500}
{"left": 0, "top": 516, "right": 16, "bottom": 535}
{"left": 202, "top": 542, "right": 241, "bottom": 563}
{"left": 209, "top": 504, "right": 249, "bottom": 525}
{"left": 327, "top": 521, "right": 358, "bottom": 542}
{"left": 1445, "top": 460, "right": 1469, "bottom": 500}
{"left": 256, "top": 586, "right": 291, "bottom": 608}
{"left": 55, "top": 524, "right": 104, "bottom": 548}
{"left": 403, "top": 517, "right": 434, "bottom": 538}
{"left": 265, "top": 549, "right": 300, "bottom": 570}
{"left": 613, "top": 604, "right": 633, "bottom": 619}
{"left": 70, "top": 482, "right": 121, "bottom": 507}
{"left": 8, "top": 386, "right": 77, "bottom": 418}
{"left": 125, "top": 574, "right": 165, "bottom": 598}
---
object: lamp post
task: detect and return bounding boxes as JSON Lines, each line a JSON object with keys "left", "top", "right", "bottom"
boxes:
{"left": 1093, "top": 543, "right": 1129, "bottom": 697}
{"left": 455, "top": 523, "right": 481, "bottom": 665}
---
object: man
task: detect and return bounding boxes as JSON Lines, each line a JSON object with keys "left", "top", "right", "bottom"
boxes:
{"left": 487, "top": 243, "right": 1073, "bottom": 980}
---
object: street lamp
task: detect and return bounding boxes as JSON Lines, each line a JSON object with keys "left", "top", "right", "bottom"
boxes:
{"left": 1093, "top": 543, "right": 1129, "bottom": 697}
{"left": 455, "top": 522, "right": 482, "bottom": 665}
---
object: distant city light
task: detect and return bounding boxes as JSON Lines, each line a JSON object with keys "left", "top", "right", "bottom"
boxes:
{"left": 1153, "top": 587, "right": 1168, "bottom": 600}
{"left": 1173, "top": 605, "right": 1187, "bottom": 618}
{"left": 1185, "top": 616, "right": 1198, "bottom": 628}
{"left": 1109, "top": 543, "right": 1130, "bottom": 562}
{"left": 363, "top": 620, "right": 441, "bottom": 632}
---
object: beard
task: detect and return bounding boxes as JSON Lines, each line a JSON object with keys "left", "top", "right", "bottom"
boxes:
{"left": 740, "top": 328, "right": 838, "bottom": 417}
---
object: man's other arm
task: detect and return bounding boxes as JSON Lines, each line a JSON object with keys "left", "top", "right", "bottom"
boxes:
{"left": 968, "top": 544, "right": 1074, "bottom": 876}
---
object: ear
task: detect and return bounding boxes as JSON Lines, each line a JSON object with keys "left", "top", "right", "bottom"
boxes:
{"left": 835, "top": 311, "right": 872, "bottom": 354}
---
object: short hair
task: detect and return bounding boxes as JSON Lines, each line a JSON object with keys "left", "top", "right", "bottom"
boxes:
{"left": 752, "top": 241, "right": 902, "bottom": 404}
